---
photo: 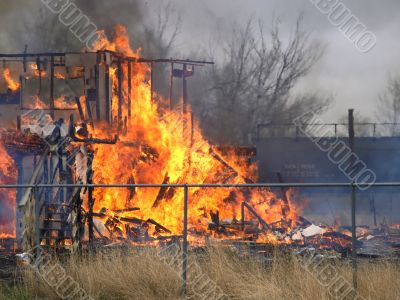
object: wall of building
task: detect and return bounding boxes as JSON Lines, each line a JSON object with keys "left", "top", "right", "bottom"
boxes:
{"left": 256, "top": 137, "right": 400, "bottom": 226}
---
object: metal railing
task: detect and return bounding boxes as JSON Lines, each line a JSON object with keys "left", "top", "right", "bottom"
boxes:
{"left": 256, "top": 123, "right": 400, "bottom": 139}
{"left": 2, "top": 181, "right": 400, "bottom": 295}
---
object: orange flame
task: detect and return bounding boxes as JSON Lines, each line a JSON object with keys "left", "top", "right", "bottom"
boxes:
{"left": 3, "top": 68, "right": 20, "bottom": 92}
{"left": 89, "top": 25, "right": 301, "bottom": 243}
{"left": 54, "top": 72, "right": 66, "bottom": 79}
{"left": 26, "top": 95, "right": 47, "bottom": 109}
{"left": 29, "top": 63, "right": 47, "bottom": 77}
{"left": 0, "top": 141, "right": 17, "bottom": 238}
{"left": 0, "top": 25, "right": 301, "bottom": 245}
{"left": 54, "top": 96, "right": 78, "bottom": 109}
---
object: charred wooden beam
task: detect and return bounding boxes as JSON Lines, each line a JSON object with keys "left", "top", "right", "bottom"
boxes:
{"left": 209, "top": 146, "right": 254, "bottom": 184}
{"left": 105, "top": 63, "right": 111, "bottom": 124}
{"left": 95, "top": 53, "right": 101, "bottom": 121}
{"left": 210, "top": 210, "right": 219, "bottom": 227}
{"left": 50, "top": 56, "right": 55, "bottom": 119}
{"left": 114, "top": 207, "right": 140, "bottom": 213}
{"left": 92, "top": 212, "right": 143, "bottom": 225}
{"left": 182, "top": 64, "right": 187, "bottom": 117}
{"left": 84, "top": 95, "right": 93, "bottom": 125}
{"left": 117, "top": 59, "right": 123, "bottom": 132}
{"left": 93, "top": 212, "right": 171, "bottom": 235}
{"left": 16, "top": 116, "right": 21, "bottom": 131}
{"left": 146, "top": 218, "right": 171, "bottom": 234}
{"left": 87, "top": 149, "right": 95, "bottom": 250}
{"left": 74, "top": 97, "right": 85, "bottom": 121}
{"left": 209, "top": 147, "right": 237, "bottom": 176}
{"left": 68, "top": 186, "right": 84, "bottom": 252}
{"left": 241, "top": 202, "right": 270, "bottom": 232}
{"left": 125, "top": 175, "right": 136, "bottom": 207}
{"left": 23, "top": 45, "right": 28, "bottom": 72}
{"left": 120, "top": 216, "right": 144, "bottom": 225}
{"left": 152, "top": 173, "right": 170, "bottom": 208}
{"left": 69, "top": 114, "right": 118, "bottom": 144}
{"left": 128, "top": 61, "right": 132, "bottom": 118}
{"left": 164, "top": 186, "right": 177, "bottom": 201}
{"left": 36, "top": 57, "right": 42, "bottom": 96}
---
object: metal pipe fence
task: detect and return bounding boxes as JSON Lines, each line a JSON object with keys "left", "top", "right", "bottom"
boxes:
{"left": 256, "top": 123, "right": 400, "bottom": 139}
{"left": 3, "top": 182, "right": 400, "bottom": 188}
{"left": 2, "top": 181, "right": 400, "bottom": 295}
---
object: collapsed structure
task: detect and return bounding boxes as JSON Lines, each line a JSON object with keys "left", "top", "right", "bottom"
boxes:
{"left": 0, "top": 47, "right": 220, "bottom": 252}
{"left": 0, "top": 26, "right": 398, "bottom": 259}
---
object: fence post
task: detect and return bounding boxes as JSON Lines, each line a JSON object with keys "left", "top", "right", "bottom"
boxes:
{"left": 182, "top": 184, "right": 188, "bottom": 296}
{"left": 348, "top": 109, "right": 358, "bottom": 291}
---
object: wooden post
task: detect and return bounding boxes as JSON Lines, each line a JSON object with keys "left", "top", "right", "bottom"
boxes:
{"left": 117, "top": 60, "right": 123, "bottom": 133}
{"left": 87, "top": 149, "right": 95, "bottom": 250}
{"left": 44, "top": 155, "right": 49, "bottom": 204}
{"left": 74, "top": 96, "right": 85, "bottom": 121}
{"left": 33, "top": 187, "right": 40, "bottom": 248}
{"left": 95, "top": 53, "right": 100, "bottom": 121}
{"left": 182, "top": 64, "right": 187, "bottom": 116}
{"left": 170, "top": 62, "right": 174, "bottom": 109}
{"left": 16, "top": 153, "right": 24, "bottom": 247}
{"left": 182, "top": 64, "right": 188, "bottom": 137}
{"left": 128, "top": 61, "right": 132, "bottom": 119}
{"left": 50, "top": 56, "right": 55, "bottom": 119}
{"left": 150, "top": 62, "right": 154, "bottom": 103}
{"left": 105, "top": 64, "right": 111, "bottom": 124}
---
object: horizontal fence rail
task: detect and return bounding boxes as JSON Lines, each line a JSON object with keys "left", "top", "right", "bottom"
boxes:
{"left": 256, "top": 122, "right": 400, "bottom": 139}
{"left": 1, "top": 182, "right": 400, "bottom": 188}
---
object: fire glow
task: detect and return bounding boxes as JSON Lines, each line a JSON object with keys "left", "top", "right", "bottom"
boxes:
{"left": 0, "top": 25, "right": 302, "bottom": 246}
{"left": 3, "top": 68, "right": 20, "bottom": 92}
{"left": 0, "top": 141, "right": 17, "bottom": 238}
{"left": 88, "top": 25, "right": 301, "bottom": 242}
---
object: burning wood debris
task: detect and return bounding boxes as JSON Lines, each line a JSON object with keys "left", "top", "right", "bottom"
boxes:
{"left": 0, "top": 24, "right": 399, "bottom": 260}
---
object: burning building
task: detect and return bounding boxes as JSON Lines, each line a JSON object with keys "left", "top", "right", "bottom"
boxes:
{"left": 0, "top": 25, "right": 398, "bottom": 260}
{"left": 0, "top": 26, "right": 304, "bottom": 254}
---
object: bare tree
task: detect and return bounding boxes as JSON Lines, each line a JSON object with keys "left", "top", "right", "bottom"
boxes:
{"left": 138, "top": 1, "right": 181, "bottom": 98}
{"left": 377, "top": 75, "right": 400, "bottom": 136}
{"left": 140, "top": 1, "right": 181, "bottom": 58}
{"left": 191, "top": 15, "right": 331, "bottom": 145}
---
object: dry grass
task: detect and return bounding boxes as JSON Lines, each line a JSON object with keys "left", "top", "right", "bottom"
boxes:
{"left": 1, "top": 246, "right": 399, "bottom": 299}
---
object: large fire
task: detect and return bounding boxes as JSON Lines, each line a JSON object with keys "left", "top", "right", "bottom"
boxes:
{"left": 0, "top": 25, "right": 301, "bottom": 245}
{"left": 0, "top": 141, "right": 17, "bottom": 238}
{"left": 89, "top": 25, "right": 301, "bottom": 242}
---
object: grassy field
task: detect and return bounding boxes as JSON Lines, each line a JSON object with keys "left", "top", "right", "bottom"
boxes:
{"left": 1, "top": 246, "right": 399, "bottom": 299}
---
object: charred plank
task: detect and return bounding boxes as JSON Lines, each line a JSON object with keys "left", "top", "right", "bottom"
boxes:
{"left": 152, "top": 173, "right": 170, "bottom": 208}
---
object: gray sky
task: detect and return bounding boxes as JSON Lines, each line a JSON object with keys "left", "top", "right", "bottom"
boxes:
{"left": 147, "top": 0, "right": 400, "bottom": 122}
